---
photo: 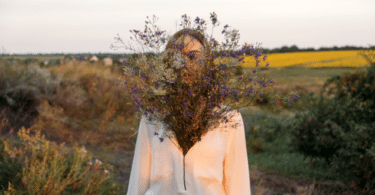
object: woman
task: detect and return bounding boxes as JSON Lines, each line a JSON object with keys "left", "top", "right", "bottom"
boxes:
{"left": 127, "top": 29, "right": 251, "bottom": 195}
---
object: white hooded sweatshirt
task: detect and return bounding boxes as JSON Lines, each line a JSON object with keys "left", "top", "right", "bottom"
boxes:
{"left": 127, "top": 109, "right": 251, "bottom": 195}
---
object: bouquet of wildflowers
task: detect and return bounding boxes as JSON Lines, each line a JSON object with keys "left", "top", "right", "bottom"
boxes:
{"left": 111, "top": 13, "right": 299, "bottom": 156}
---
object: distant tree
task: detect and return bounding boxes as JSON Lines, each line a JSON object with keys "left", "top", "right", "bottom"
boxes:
{"left": 279, "top": 45, "right": 289, "bottom": 53}
{"left": 289, "top": 45, "right": 299, "bottom": 52}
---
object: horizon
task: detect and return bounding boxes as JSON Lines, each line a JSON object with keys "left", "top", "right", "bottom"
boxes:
{"left": 1, "top": 44, "right": 372, "bottom": 56}
{"left": 1, "top": 0, "right": 374, "bottom": 54}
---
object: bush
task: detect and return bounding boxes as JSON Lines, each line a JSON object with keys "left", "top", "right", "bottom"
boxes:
{"left": 22, "top": 58, "right": 39, "bottom": 64}
{"left": 0, "top": 140, "right": 23, "bottom": 192}
{"left": 1, "top": 127, "right": 122, "bottom": 194}
{"left": 0, "top": 62, "right": 60, "bottom": 136}
{"left": 234, "top": 64, "right": 244, "bottom": 76}
{"left": 246, "top": 126, "right": 267, "bottom": 153}
{"left": 288, "top": 58, "right": 375, "bottom": 192}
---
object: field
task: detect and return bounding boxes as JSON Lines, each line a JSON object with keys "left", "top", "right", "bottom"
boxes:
{"left": 0, "top": 50, "right": 374, "bottom": 194}
{"left": 240, "top": 50, "right": 374, "bottom": 69}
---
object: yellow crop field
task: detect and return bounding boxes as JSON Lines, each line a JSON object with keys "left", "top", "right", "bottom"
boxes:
{"left": 239, "top": 50, "right": 374, "bottom": 69}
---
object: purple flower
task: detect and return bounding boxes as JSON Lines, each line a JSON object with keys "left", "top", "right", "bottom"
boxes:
{"left": 272, "top": 100, "right": 277, "bottom": 105}
{"left": 123, "top": 60, "right": 127, "bottom": 66}
{"left": 131, "top": 84, "right": 141, "bottom": 94}
{"left": 256, "top": 60, "right": 260, "bottom": 67}
{"left": 133, "top": 30, "right": 140, "bottom": 34}
{"left": 269, "top": 79, "right": 273, "bottom": 84}
{"left": 239, "top": 76, "right": 243, "bottom": 81}
{"left": 278, "top": 108, "right": 281, "bottom": 114}
{"left": 189, "top": 51, "right": 196, "bottom": 59}
{"left": 295, "top": 93, "right": 300, "bottom": 99}
{"left": 248, "top": 78, "right": 253, "bottom": 82}
{"left": 263, "top": 55, "right": 267, "bottom": 60}
{"left": 154, "top": 81, "right": 160, "bottom": 88}
{"left": 231, "top": 89, "right": 239, "bottom": 97}
{"left": 148, "top": 63, "right": 153, "bottom": 69}
{"left": 222, "top": 30, "right": 225, "bottom": 34}
{"left": 187, "top": 111, "right": 194, "bottom": 118}
{"left": 196, "top": 26, "right": 201, "bottom": 30}
{"left": 231, "top": 52, "right": 238, "bottom": 59}
{"left": 218, "top": 63, "right": 226, "bottom": 71}
{"left": 131, "top": 66, "right": 136, "bottom": 76}
{"left": 255, "top": 50, "right": 263, "bottom": 59}
{"left": 266, "top": 62, "right": 269, "bottom": 67}
{"left": 159, "top": 138, "right": 164, "bottom": 142}
{"left": 224, "top": 24, "right": 229, "bottom": 29}
{"left": 259, "top": 98, "right": 263, "bottom": 102}
{"left": 188, "top": 89, "right": 193, "bottom": 97}
{"left": 195, "top": 17, "right": 200, "bottom": 23}
{"left": 259, "top": 92, "right": 263, "bottom": 96}
{"left": 253, "top": 69, "right": 257, "bottom": 74}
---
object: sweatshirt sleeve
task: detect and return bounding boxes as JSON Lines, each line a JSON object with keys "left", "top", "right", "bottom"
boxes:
{"left": 127, "top": 115, "right": 152, "bottom": 195}
{"left": 223, "top": 110, "right": 251, "bottom": 195}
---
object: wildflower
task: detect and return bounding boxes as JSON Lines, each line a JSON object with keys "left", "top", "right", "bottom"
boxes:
{"left": 266, "top": 62, "right": 269, "bottom": 67}
{"left": 253, "top": 69, "right": 257, "bottom": 74}
{"left": 189, "top": 52, "right": 195, "bottom": 59}
{"left": 104, "top": 170, "right": 109, "bottom": 175}
{"left": 273, "top": 100, "right": 277, "bottom": 105}
{"left": 195, "top": 17, "right": 200, "bottom": 23}
{"left": 95, "top": 159, "right": 102, "bottom": 165}
{"left": 255, "top": 50, "right": 263, "bottom": 59}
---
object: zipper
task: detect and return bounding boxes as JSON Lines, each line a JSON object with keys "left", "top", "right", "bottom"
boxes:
{"left": 183, "top": 155, "right": 186, "bottom": 191}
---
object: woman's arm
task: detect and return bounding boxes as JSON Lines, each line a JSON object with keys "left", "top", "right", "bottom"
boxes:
{"left": 127, "top": 115, "right": 152, "bottom": 195}
{"left": 223, "top": 111, "right": 251, "bottom": 195}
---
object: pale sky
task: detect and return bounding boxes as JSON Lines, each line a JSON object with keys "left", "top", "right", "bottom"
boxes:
{"left": 1, "top": 0, "right": 374, "bottom": 54}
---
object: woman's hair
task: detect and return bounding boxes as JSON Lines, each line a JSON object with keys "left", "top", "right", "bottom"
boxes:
{"left": 162, "top": 28, "right": 213, "bottom": 71}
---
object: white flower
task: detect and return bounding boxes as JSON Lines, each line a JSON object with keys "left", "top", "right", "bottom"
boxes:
{"left": 81, "top": 147, "right": 87, "bottom": 154}
{"left": 95, "top": 159, "right": 102, "bottom": 165}
{"left": 104, "top": 169, "right": 109, "bottom": 174}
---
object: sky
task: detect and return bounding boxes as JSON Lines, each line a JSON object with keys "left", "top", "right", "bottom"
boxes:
{"left": 0, "top": 0, "right": 374, "bottom": 54}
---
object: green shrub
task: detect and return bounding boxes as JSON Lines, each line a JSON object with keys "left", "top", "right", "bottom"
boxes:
{"left": 0, "top": 140, "right": 23, "bottom": 192}
{"left": 246, "top": 126, "right": 267, "bottom": 153}
{"left": 234, "top": 64, "right": 244, "bottom": 76}
{"left": 288, "top": 59, "right": 375, "bottom": 192}
{"left": 22, "top": 58, "right": 39, "bottom": 64}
